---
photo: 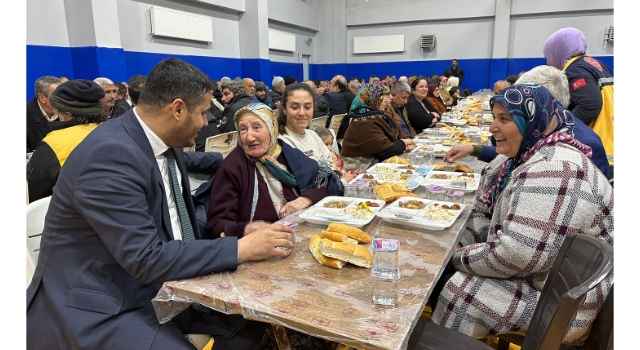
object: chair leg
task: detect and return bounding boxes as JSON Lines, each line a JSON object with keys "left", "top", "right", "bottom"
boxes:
{"left": 272, "top": 324, "right": 291, "bottom": 350}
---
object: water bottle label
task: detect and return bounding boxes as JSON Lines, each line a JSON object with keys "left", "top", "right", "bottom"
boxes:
{"left": 372, "top": 238, "right": 400, "bottom": 252}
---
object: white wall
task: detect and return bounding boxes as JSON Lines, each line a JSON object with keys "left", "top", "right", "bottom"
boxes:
{"left": 27, "top": 0, "right": 70, "bottom": 46}
{"left": 268, "top": 0, "right": 319, "bottom": 32}
{"left": 116, "top": 0, "right": 242, "bottom": 58}
{"left": 341, "top": 0, "right": 613, "bottom": 62}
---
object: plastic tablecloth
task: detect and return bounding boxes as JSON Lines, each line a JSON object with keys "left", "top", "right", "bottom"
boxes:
{"left": 153, "top": 205, "right": 474, "bottom": 350}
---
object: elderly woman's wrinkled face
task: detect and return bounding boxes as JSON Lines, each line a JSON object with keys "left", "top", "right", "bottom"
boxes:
{"left": 489, "top": 103, "right": 523, "bottom": 158}
{"left": 238, "top": 113, "right": 271, "bottom": 158}
{"left": 413, "top": 79, "right": 428, "bottom": 100}
{"left": 284, "top": 90, "right": 314, "bottom": 134}
{"left": 440, "top": 78, "right": 447, "bottom": 89}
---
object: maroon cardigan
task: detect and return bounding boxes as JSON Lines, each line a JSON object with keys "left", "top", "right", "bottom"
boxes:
{"left": 205, "top": 146, "right": 328, "bottom": 239}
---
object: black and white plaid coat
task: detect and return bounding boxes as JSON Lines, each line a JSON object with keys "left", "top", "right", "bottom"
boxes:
{"left": 432, "top": 142, "right": 614, "bottom": 346}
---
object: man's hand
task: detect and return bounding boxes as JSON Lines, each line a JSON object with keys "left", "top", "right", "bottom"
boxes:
{"left": 443, "top": 145, "right": 474, "bottom": 163}
{"left": 279, "top": 196, "right": 313, "bottom": 219}
{"left": 238, "top": 224, "right": 294, "bottom": 262}
{"left": 243, "top": 220, "right": 271, "bottom": 236}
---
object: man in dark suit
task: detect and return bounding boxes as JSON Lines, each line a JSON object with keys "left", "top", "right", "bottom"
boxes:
{"left": 323, "top": 75, "right": 351, "bottom": 139}
{"left": 27, "top": 76, "right": 61, "bottom": 152}
{"left": 27, "top": 58, "right": 294, "bottom": 350}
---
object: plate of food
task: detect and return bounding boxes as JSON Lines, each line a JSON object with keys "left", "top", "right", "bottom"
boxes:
{"left": 365, "top": 163, "right": 418, "bottom": 174}
{"left": 431, "top": 161, "right": 475, "bottom": 173}
{"left": 384, "top": 156, "right": 411, "bottom": 165}
{"left": 422, "top": 171, "right": 480, "bottom": 192}
{"left": 433, "top": 144, "right": 451, "bottom": 158}
{"left": 351, "top": 173, "right": 423, "bottom": 190}
{"left": 299, "top": 196, "right": 386, "bottom": 228}
{"left": 376, "top": 197, "right": 466, "bottom": 230}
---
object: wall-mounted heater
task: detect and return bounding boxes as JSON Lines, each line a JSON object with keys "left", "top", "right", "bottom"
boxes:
{"left": 420, "top": 34, "right": 436, "bottom": 53}
{"left": 149, "top": 6, "right": 214, "bottom": 43}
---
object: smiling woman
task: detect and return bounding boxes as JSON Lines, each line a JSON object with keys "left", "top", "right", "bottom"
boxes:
{"left": 430, "top": 84, "right": 613, "bottom": 346}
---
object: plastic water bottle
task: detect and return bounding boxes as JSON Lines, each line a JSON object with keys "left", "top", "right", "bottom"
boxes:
{"left": 371, "top": 238, "right": 400, "bottom": 307}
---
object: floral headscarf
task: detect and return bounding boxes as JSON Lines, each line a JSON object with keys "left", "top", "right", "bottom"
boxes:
{"left": 481, "top": 84, "right": 592, "bottom": 216}
{"left": 350, "top": 83, "right": 390, "bottom": 115}
{"left": 543, "top": 27, "right": 587, "bottom": 70}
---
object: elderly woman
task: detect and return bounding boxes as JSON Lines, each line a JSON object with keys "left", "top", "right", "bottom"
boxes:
{"left": 438, "top": 76, "right": 453, "bottom": 106}
{"left": 430, "top": 84, "right": 613, "bottom": 346}
{"left": 405, "top": 77, "right": 440, "bottom": 132}
{"left": 340, "top": 83, "right": 415, "bottom": 171}
{"left": 27, "top": 79, "right": 107, "bottom": 202}
{"left": 543, "top": 27, "right": 614, "bottom": 162}
{"left": 426, "top": 84, "right": 447, "bottom": 115}
{"left": 205, "top": 103, "right": 342, "bottom": 239}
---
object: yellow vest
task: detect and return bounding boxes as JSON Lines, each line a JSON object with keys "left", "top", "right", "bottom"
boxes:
{"left": 43, "top": 123, "right": 100, "bottom": 166}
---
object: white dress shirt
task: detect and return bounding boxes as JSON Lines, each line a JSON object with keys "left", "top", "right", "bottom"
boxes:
{"left": 134, "top": 108, "right": 184, "bottom": 240}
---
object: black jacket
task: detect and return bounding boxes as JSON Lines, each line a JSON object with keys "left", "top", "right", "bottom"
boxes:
{"left": 405, "top": 94, "right": 438, "bottom": 132}
{"left": 195, "top": 101, "right": 222, "bottom": 152}
{"left": 218, "top": 93, "right": 252, "bottom": 133}
{"left": 444, "top": 66, "right": 465, "bottom": 85}
{"left": 267, "top": 90, "right": 283, "bottom": 105}
{"left": 27, "top": 97, "right": 52, "bottom": 153}
{"left": 313, "top": 94, "right": 330, "bottom": 119}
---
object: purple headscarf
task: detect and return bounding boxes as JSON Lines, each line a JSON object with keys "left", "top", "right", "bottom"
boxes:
{"left": 543, "top": 27, "right": 587, "bottom": 70}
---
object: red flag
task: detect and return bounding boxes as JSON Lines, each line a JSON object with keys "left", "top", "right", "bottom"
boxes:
{"left": 572, "top": 78, "right": 586, "bottom": 90}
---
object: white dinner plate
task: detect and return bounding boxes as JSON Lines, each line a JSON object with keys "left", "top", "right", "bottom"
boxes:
{"left": 299, "top": 196, "right": 385, "bottom": 228}
{"left": 421, "top": 171, "right": 480, "bottom": 192}
{"left": 376, "top": 197, "right": 466, "bottom": 231}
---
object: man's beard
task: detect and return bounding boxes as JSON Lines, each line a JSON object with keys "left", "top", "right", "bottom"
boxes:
{"left": 165, "top": 112, "right": 197, "bottom": 148}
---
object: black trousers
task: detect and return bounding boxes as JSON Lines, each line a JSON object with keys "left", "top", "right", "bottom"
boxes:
{"left": 151, "top": 306, "right": 269, "bottom": 350}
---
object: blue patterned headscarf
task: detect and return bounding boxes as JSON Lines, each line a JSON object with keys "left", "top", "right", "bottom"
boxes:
{"left": 482, "top": 84, "right": 592, "bottom": 216}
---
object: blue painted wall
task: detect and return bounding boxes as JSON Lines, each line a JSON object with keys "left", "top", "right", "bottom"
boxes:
{"left": 26, "top": 44, "right": 614, "bottom": 101}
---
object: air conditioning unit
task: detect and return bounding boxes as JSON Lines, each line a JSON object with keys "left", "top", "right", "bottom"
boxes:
{"left": 604, "top": 26, "right": 614, "bottom": 44}
{"left": 420, "top": 34, "right": 436, "bottom": 49}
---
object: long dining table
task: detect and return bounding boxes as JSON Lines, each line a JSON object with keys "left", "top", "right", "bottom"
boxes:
{"left": 152, "top": 156, "right": 487, "bottom": 350}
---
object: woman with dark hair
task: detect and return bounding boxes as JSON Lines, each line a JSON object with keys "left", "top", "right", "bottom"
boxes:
{"left": 426, "top": 84, "right": 447, "bottom": 115}
{"left": 405, "top": 78, "right": 440, "bottom": 132}
{"left": 340, "top": 83, "right": 415, "bottom": 171}
{"left": 276, "top": 83, "right": 355, "bottom": 183}
{"left": 429, "top": 84, "right": 613, "bottom": 346}
{"left": 27, "top": 79, "right": 107, "bottom": 202}
{"left": 448, "top": 86, "right": 461, "bottom": 107}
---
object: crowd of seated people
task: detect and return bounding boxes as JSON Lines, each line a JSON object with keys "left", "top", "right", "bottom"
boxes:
{"left": 27, "top": 31, "right": 613, "bottom": 349}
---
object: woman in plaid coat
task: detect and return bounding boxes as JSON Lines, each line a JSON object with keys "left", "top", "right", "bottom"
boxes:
{"left": 431, "top": 84, "right": 613, "bottom": 346}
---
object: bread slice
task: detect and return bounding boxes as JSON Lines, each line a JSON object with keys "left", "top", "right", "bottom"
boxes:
{"left": 327, "top": 222, "right": 372, "bottom": 244}
{"left": 320, "top": 238, "right": 372, "bottom": 268}
{"left": 454, "top": 162, "right": 474, "bottom": 173}
{"left": 321, "top": 230, "right": 359, "bottom": 245}
{"left": 308, "top": 235, "right": 346, "bottom": 269}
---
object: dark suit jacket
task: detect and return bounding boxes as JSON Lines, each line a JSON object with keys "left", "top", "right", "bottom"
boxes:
{"left": 26, "top": 109, "right": 235, "bottom": 350}
{"left": 27, "top": 97, "right": 52, "bottom": 153}
{"left": 324, "top": 91, "right": 349, "bottom": 138}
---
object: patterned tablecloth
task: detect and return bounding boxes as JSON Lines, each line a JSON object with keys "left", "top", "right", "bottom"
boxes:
{"left": 153, "top": 206, "right": 477, "bottom": 350}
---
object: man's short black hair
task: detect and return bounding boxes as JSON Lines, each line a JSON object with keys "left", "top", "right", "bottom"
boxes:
{"left": 370, "top": 74, "right": 377, "bottom": 78}
{"left": 138, "top": 58, "right": 214, "bottom": 110}
{"left": 114, "top": 82, "right": 127, "bottom": 97}
{"left": 128, "top": 75, "right": 147, "bottom": 106}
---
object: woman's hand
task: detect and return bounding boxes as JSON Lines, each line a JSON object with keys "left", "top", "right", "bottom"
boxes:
{"left": 343, "top": 172, "right": 357, "bottom": 183}
{"left": 402, "top": 139, "right": 416, "bottom": 153}
{"left": 448, "top": 243, "right": 463, "bottom": 267}
{"left": 279, "top": 196, "right": 313, "bottom": 219}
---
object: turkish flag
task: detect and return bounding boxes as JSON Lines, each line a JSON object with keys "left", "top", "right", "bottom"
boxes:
{"left": 572, "top": 78, "right": 586, "bottom": 90}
